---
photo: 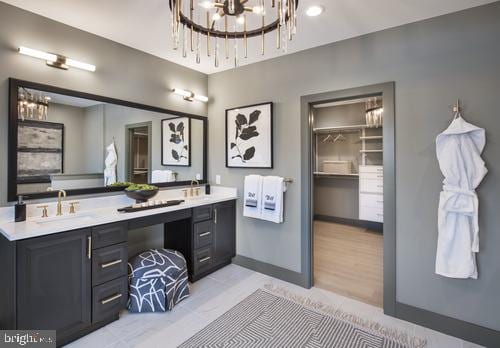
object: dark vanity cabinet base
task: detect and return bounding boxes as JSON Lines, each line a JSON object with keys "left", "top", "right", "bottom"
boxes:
{"left": 0, "top": 199, "right": 236, "bottom": 346}
{"left": 165, "top": 200, "right": 237, "bottom": 282}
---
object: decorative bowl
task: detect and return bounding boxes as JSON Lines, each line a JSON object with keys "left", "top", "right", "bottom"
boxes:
{"left": 125, "top": 188, "right": 159, "bottom": 203}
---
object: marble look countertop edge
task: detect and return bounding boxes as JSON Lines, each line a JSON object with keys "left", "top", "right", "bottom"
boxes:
{"left": 0, "top": 187, "right": 238, "bottom": 242}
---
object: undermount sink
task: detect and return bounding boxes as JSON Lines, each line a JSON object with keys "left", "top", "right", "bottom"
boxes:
{"left": 31, "top": 212, "right": 100, "bottom": 227}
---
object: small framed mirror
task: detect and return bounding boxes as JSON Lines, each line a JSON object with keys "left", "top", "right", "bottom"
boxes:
{"left": 8, "top": 78, "right": 207, "bottom": 201}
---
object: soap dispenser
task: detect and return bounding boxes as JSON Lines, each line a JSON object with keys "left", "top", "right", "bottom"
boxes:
{"left": 15, "top": 195, "right": 26, "bottom": 222}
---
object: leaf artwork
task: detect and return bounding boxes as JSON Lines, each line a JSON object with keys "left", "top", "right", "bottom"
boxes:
{"left": 231, "top": 109, "right": 262, "bottom": 163}
{"left": 167, "top": 120, "right": 188, "bottom": 162}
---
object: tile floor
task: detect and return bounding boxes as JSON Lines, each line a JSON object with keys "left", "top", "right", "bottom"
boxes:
{"left": 65, "top": 264, "right": 483, "bottom": 348}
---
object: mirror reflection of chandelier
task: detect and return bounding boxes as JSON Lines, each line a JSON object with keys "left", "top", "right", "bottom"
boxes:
{"left": 170, "top": 0, "right": 298, "bottom": 67}
{"left": 18, "top": 88, "right": 51, "bottom": 121}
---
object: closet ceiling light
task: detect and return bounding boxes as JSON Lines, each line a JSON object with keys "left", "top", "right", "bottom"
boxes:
{"left": 306, "top": 5, "right": 323, "bottom": 17}
{"left": 18, "top": 46, "right": 96, "bottom": 72}
{"left": 172, "top": 88, "right": 209, "bottom": 103}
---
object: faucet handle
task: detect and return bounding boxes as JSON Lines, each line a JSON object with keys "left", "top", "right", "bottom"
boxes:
{"left": 195, "top": 187, "right": 201, "bottom": 196}
{"left": 69, "top": 202, "right": 80, "bottom": 214}
{"left": 182, "top": 189, "right": 188, "bottom": 198}
{"left": 37, "top": 205, "right": 49, "bottom": 218}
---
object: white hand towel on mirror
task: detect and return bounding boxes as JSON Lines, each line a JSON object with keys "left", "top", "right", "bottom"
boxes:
{"left": 260, "top": 176, "right": 285, "bottom": 223}
{"left": 243, "top": 175, "right": 262, "bottom": 219}
{"left": 151, "top": 170, "right": 168, "bottom": 183}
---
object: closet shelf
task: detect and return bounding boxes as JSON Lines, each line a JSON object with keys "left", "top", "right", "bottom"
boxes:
{"left": 360, "top": 149, "right": 383, "bottom": 153}
{"left": 313, "top": 125, "right": 367, "bottom": 133}
{"left": 359, "top": 136, "right": 383, "bottom": 140}
{"left": 314, "top": 172, "right": 359, "bottom": 179}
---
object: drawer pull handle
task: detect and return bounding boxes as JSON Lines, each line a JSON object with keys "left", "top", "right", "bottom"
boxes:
{"left": 101, "top": 259, "right": 122, "bottom": 269}
{"left": 214, "top": 209, "right": 217, "bottom": 224}
{"left": 199, "top": 256, "right": 211, "bottom": 263}
{"left": 377, "top": 175, "right": 383, "bottom": 178}
{"left": 101, "top": 293, "right": 122, "bottom": 305}
{"left": 377, "top": 213, "right": 383, "bottom": 216}
{"left": 87, "top": 236, "right": 92, "bottom": 259}
{"left": 377, "top": 185, "right": 383, "bottom": 188}
{"left": 377, "top": 201, "right": 384, "bottom": 203}
{"left": 199, "top": 231, "right": 211, "bottom": 237}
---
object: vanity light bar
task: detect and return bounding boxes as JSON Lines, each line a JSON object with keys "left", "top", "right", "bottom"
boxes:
{"left": 18, "top": 46, "right": 96, "bottom": 72}
{"left": 172, "top": 88, "right": 208, "bottom": 103}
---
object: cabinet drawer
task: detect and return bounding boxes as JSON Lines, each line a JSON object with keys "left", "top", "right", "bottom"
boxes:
{"left": 193, "top": 205, "right": 213, "bottom": 222}
{"left": 359, "top": 206, "right": 384, "bottom": 223}
{"left": 92, "top": 243, "right": 128, "bottom": 286}
{"left": 92, "top": 222, "right": 128, "bottom": 249}
{"left": 359, "top": 179, "right": 383, "bottom": 194}
{"left": 92, "top": 276, "right": 128, "bottom": 324}
{"left": 193, "top": 220, "right": 213, "bottom": 249}
{"left": 359, "top": 193, "right": 384, "bottom": 209}
{"left": 359, "top": 165, "right": 383, "bottom": 174}
{"left": 359, "top": 172, "right": 384, "bottom": 180}
{"left": 193, "top": 247, "right": 213, "bottom": 274}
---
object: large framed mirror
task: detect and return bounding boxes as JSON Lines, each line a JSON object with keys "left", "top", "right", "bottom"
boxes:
{"left": 8, "top": 78, "right": 207, "bottom": 202}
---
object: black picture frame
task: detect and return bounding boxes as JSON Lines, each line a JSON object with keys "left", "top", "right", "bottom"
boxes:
{"left": 225, "top": 102, "right": 274, "bottom": 169}
{"left": 161, "top": 116, "right": 192, "bottom": 167}
{"left": 8, "top": 78, "right": 208, "bottom": 202}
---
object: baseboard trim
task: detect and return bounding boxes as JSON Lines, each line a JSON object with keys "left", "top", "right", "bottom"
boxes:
{"left": 395, "top": 302, "right": 499, "bottom": 347}
{"left": 314, "top": 214, "right": 383, "bottom": 232}
{"left": 233, "top": 255, "right": 307, "bottom": 287}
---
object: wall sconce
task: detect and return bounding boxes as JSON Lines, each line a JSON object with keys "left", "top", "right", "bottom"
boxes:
{"left": 172, "top": 88, "right": 208, "bottom": 103}
{"left": 18, "top": 46, "right": 96, "bottom": 72}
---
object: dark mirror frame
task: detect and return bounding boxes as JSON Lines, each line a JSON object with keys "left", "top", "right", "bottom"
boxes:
{"left": 8, "top": 78, "right": 208, "bottom": 202}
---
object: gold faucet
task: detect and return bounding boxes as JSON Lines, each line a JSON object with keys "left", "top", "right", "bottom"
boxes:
{"left": 190, "top": 179, "right": 200, "bottom": 197}
{"left": 56, "top": 190, "right": 67, "bottom": 216}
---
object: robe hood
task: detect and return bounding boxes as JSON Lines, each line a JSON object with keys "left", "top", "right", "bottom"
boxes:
{"left": 437, "top": 116, "right": 486, "bottom": 153}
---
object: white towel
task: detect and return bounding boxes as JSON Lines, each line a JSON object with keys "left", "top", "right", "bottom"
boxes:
{"left": 151, "top": 170, "right": 168, "bottom": 183}
{"left": 260, "top": 176, "right": 285, "bottom": 224}
{"left": 243, "top": 175, "right": 262, "bottom": 219}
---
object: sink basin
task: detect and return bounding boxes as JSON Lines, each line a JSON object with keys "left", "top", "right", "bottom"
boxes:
{"left": 31, "top": 212, "right": 100, "bottom": 227}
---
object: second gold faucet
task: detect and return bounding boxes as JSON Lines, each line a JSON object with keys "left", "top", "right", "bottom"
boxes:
{"left": 56, "top": 189, "right": 66, "bottom": 216}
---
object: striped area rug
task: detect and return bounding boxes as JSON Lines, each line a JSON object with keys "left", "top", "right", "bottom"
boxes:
{"left": 179, "top": 286, "right": 426, "bottom": 348}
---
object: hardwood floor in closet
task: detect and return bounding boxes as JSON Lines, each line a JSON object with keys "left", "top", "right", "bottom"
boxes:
{"left": 314, "top": 221, "right": 383, "bottom": 307}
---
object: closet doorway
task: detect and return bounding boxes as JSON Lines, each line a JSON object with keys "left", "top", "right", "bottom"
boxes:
{"left": 301, "top": 83, "right": 396, "bottom": 315}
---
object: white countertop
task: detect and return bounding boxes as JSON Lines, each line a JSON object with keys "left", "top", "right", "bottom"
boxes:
{"left": 0, "top": 186, "right": 238, "bottom": 241}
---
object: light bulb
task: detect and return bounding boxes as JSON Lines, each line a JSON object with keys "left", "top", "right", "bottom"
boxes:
{"left": 236, "top": 16, "right": 245, "bottom": 25}
{"left": 306, "top": 5, "right": 324, "bottom": 17}
{"left": 212, "top": 12, "right": 221, "bottom": 21}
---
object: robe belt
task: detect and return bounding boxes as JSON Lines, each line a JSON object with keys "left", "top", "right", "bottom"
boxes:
{"left": 441, "top": 185, "right": 479, "bottom": 252}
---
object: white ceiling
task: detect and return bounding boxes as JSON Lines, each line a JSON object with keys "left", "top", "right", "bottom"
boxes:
{"left": 3, "top": 0, "right": 496, "bottom": 74}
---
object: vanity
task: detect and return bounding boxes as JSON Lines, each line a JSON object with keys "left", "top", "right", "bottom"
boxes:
{"left": 0, "top": 79, "right": 237, "bottom": 346}
{"left": 0, "top": 188, "right": 237, "bottom": 346}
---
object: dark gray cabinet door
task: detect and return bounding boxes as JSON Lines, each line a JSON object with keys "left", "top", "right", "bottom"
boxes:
{"left": 213, "top": 201, "right": 236, "bottom": 265}
{"left": 17, "top": 229, "right": 91, "bottom": 340}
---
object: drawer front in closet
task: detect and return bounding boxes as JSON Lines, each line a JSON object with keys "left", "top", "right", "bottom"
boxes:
{"left": 359, "top": 193, "right": 384, "bottom": 209}
{"left": 359, "top": 206, "right": 384, "bottom": 223}
{"left": 359, "top": 172, "right": 384, "bottom": 180}
{"left": 359, "top": 179, "right": 383, "bottom": 194}
{"left": 359, "top": 166, "right": 383, "bottom": 174}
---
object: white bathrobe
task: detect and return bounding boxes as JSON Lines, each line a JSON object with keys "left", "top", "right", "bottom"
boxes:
{"left": 435, "top": 116, "right": 487, "bottom": 279}
{"left": 104, "top": 142, "right": 117, "bottom": 186}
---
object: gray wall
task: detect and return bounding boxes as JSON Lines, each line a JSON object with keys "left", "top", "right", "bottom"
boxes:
{"left": 0, "top": 1, "right": 208, "bottom": 205}
{"left": 208, "top": 2, "right": 500, "bottom": 331}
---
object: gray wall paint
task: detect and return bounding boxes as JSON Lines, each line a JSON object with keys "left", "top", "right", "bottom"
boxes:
{"left": 208, "top": 2, "right": 500, "bottom": 331}
{"left": 314, "top": 178, "right": 359, "bottom": 220}
{"left": 82, "top": 104, "right": 105, "bottom": 173}
{"left": 0, "top": 2, "right": 207, "bottom": 205}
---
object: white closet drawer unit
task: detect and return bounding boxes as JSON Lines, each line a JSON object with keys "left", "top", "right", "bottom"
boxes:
{"left": 359, "top": 193, "right": 384, "bottom": 209}
{"left": 359, "top": 172, "right": 384, "bottom": 180}
{"left": 359, "top": 179, "right": 383, "bottom": 194}
{"left": 359, "top": 206, "right": 384, "bottom": 223}
{"left": 359, "top": 165, "right": 383, "bottom": 174}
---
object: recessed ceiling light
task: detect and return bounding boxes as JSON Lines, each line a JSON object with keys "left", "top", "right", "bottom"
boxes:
{"left": 306, "top": 5, "right": 324, "bottom": 17}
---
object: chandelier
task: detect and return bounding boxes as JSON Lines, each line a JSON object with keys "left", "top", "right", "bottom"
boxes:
{"left": 18, "top": 88, "right": 51, "bottom": 122}
{"left": 170, "top": 0, "right": 299, "bottom": 67}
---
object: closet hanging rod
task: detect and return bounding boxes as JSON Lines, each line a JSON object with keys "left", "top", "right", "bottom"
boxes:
{"left": 314, "top": 125, "right": 367, "bottom": 133}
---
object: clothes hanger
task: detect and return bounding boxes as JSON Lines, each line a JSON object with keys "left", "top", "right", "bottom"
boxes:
{"left": 452, "top": 99, "right": 462, "bottom": 120}
{"left": 322, "top": 133, "right": 333, "bottom": 143}
{"left": 333, "top": 132, "right": 346, "bottom": 142}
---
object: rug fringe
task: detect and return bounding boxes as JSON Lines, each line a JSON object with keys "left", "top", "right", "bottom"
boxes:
{"left": 263, "top": 284, "right": 427, "bottom": 348}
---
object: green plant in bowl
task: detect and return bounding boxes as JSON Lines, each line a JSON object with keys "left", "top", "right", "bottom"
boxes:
{"left": 108, "top": 181, "right": 133, "bottom": 188}
{"left": 125, "top": 184, "right": 158, "bottom": 191}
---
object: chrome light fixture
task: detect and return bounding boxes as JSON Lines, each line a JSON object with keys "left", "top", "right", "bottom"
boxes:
{"left": 170, "top": 0, "right": 299, "bottom": 68}
{"left": 18, "top": 46, "right": 96, "bottom": 72}
{"left": 172, "top": 88, "right": 209, "bottom": 102}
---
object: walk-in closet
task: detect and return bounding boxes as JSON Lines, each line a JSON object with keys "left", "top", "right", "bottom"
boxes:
{"left": 312, "top": 97, "right": 384, "bottom": 307}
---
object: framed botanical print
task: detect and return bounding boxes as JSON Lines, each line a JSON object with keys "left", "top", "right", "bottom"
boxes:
{"left": 161, "top": 116, "right": 191, "bottom": 166}
{"left": 226, "top": 102, "right": 273, "bottom": 168}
